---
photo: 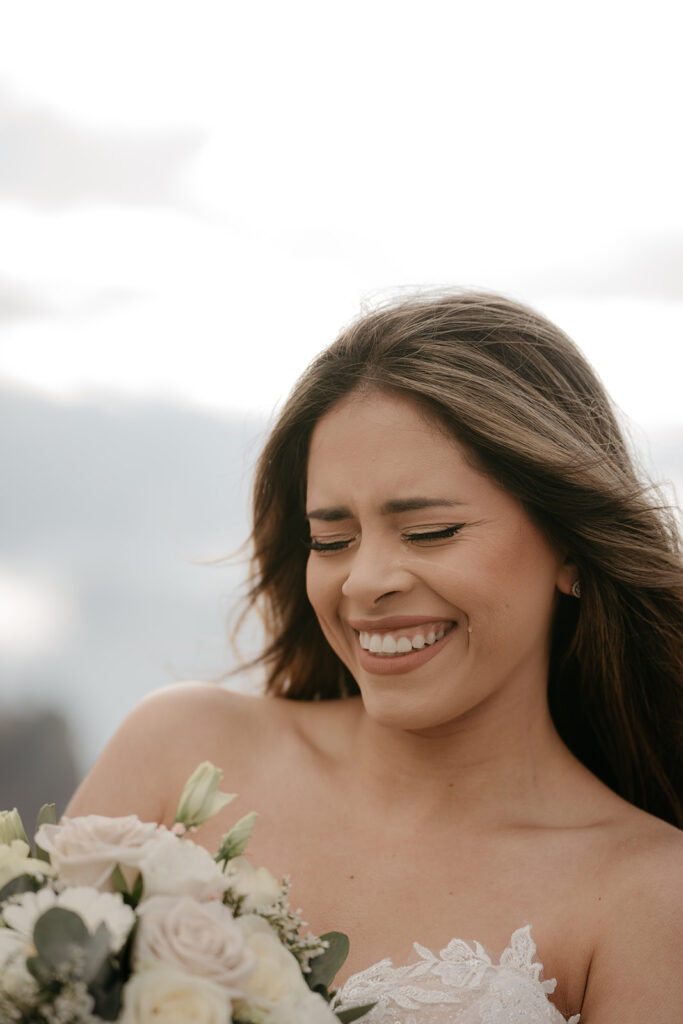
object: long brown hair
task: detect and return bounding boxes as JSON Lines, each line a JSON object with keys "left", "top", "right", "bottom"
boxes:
{"left": 242, "top": 292, "right": 683, "bottom": 826}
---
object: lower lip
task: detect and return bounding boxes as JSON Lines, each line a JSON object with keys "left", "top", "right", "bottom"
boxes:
{"left": 355, "top": 626, "right": 456, "bottom": 676}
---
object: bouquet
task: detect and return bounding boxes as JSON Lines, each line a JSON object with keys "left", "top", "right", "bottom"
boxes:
{"left": 0, "top": 763, "right": 373, "bottom": 1024}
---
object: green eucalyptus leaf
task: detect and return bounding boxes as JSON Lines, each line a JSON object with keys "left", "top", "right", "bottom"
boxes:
{"left": 33, "top": 907, "right": 90, "bottom": 970}
{"left": 336, "top": 1002, "right": 377, "bottom": 1023}
{"left": 90, "top": 964, "right": 125, "bottom": 1021}
{"left": 26, "top": 952, "right": 56, "bottom": 986}
{"left": 306, "top": 931, "right": 350, "bottom": 992}
{"left": 0, "top": 873, "right": 42, "bottom": 900}
{"left": 82, "top": 921, "right": 112, "bottom": 984}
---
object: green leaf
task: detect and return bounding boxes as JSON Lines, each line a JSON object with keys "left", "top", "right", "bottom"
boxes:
{"left": 90, "top": 963, "right": 125, "bottom": 1021}
{"left": 35, "top": 803, "right": 57, "bottom": 829}
{"left": 306, "top": 932, "right": 350, "bottom": 992}
{"left": 34, "top": 804, "right": 56, "bottom": 862}
{"left": 26, "top": 952, "right": 57, "bottom": 986}
{"left": 336, "top": 1003, "right": 377, "bottom": 1023}
{"left": 33, "top": 907, "right": 90, "bottom": 970}
{"left": 111, "top": 864, "right": 129, "bottom": 895}
{"left": 81, "top": 922, "right": 113, "bottom": 984}
{"left": 0, "top": 873, "right": 42, "bottom": 900}
{"left": 122, "top": 871, "right": 144, "bottom": 908}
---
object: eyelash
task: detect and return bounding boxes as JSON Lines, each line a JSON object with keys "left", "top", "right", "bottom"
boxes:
{"left": 306, "top": 524, "right": 465, "bottom": 552}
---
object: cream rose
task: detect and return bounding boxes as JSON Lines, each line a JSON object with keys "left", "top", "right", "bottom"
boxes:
{"left": 136, "top": 830, "right": 232, "bottom": 900}
{"left": 233, "top": 915, "right": 337, "bottom": 1024}
{"left": 0, "top": 838, "right": 54, "bottom": 890}
{"left": 34, "top": 814, "right": 158, "bottom": 891}
{"left": 134, "top": 895, "right": 254, "bottom": 995}
{"left": 225, "top": 856, "right": 282, "bottom": 911}
{"left": 119, "top": 963, "right": 231, "bottom": 1024}
{"left": 2, "top": 886, "right": 135, "bottom": 953}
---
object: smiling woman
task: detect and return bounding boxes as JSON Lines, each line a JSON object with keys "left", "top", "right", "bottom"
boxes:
{"left": 304, "top": 393, "right": 574, "bottom": 726}
{"left": 67, "top": 292, "right": 683, "bottom": 1023}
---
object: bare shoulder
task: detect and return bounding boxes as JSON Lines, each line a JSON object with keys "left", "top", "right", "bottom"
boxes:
{"left": 582, "top": 805, "right": 683, "bottom": 1022}
{"left": 65, "top": 683, "right": 282, "bottom": 824}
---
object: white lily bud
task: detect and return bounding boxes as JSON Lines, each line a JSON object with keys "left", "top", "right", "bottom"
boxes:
{"left": 0, "top": 808, "right": 29, "bottom": 847}
{"left": 174, "top": 761, "right": 236, "bottom": 829}
{"left": 216, "top": 811, "right": 259, "bottom": 863}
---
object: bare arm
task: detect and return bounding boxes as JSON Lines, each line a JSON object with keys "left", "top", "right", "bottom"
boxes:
{"left": 580, "top": 832, "right": 683, "bottom": 1022}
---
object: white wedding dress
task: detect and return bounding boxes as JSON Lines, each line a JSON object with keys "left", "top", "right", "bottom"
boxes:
{"left": 334, "top": 925, "right": 581, "bottom": 1023}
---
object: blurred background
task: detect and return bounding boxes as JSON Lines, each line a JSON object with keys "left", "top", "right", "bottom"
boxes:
{"left": 1, "top": 1, "right": 681, "bottom": 828}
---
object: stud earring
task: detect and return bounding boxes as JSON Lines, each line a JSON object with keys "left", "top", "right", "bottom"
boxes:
{"left": 571, "top": 580, "right": 581, "bottom": 599}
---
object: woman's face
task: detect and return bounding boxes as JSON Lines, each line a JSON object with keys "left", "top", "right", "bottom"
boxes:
{"left": 305, "top": 391, "right": 575, "bottom": 731}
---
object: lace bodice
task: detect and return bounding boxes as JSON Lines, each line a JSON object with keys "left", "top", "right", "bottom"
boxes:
{"left": 334, "top": 926, "right": 580, "bottom": 1024}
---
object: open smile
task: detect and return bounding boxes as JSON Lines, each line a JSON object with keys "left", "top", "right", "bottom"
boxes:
{"left": 349, "top": 619, "right": 457, "bottom": 675}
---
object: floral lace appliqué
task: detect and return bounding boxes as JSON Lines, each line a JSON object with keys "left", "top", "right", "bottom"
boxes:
{"left": 335, "top": 926, "right": 580, "bottom": 1024}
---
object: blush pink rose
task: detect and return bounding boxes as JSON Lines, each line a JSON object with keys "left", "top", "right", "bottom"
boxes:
{"left": 34, "top": 814, "right": 158, "bottom": 891}
{"left": 134, "top": 895, "right": 254, "bottom": 996}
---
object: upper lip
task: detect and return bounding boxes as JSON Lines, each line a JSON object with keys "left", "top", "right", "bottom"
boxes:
{"left": 347, "top": 615, "right": 456, "bottom": 632}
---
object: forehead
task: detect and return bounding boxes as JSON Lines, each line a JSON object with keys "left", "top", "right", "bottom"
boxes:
{"left": 306, "top": 392, "right": 481, "bottom": 502}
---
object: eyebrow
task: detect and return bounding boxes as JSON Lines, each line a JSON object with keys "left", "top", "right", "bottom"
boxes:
{"left": 306, "top": 497, "right": 464, "bottom": 521}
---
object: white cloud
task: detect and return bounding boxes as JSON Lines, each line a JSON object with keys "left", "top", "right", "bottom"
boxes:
{"left": 0, "top": 567, "right": 74, "bottom": 660}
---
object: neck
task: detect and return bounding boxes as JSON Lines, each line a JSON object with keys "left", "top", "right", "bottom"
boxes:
{"left": 343, "top": 689, "right": 583, "bottom": 830}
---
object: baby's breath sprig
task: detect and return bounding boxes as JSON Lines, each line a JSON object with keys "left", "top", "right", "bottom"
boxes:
{"left": 256, "top": 875, "right": 329, "bottom": 973}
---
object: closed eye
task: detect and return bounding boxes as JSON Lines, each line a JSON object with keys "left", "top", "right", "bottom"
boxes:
{"left": 306, "top": 537, "right": 354, "bottom": 552}
{"left": 403, "top": 524, "right": 465, "bottom": 543}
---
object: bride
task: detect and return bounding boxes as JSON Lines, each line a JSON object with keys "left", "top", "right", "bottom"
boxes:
{"left": 67, "top": 292, "right": 683, "bottom": 1021}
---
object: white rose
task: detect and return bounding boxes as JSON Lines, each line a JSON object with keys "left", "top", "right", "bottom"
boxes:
{"left": 2, "top": 886, "right": 135, "bottom": 953}
{"left": 134, "top": 895, "right": 254, "bottom": 996}
{"left": 0, "top": 839, "right": 54, "bottom": 890}
{"left": 225, "top": 856, "right": 282, "bottom": 911}
{"left": 137, "top": 830, "right": 232, "bottom": 900}
{"left": 34, "top": 815, "right": 158, "bottom": 891}
{"left": 233, "top": 915, "right": 335, "bottom": 1024}
{"left": 119, "top": 963, "right": 231, "bottom": 1024}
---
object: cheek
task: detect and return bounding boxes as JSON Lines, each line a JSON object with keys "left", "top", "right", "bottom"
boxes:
{"left": 305, "top": 558, "right": 338, "bottom": 621}
{"left": 306, "top": 559, "right": 353, "bottom": 664}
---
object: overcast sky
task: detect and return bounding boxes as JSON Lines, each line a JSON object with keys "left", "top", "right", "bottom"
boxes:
{"left": 1, "top": 0, "right": 681, "bottom": 430}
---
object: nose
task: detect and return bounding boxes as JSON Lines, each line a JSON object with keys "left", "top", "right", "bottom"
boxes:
{"left": 340, "top": 537, "right": 413, "bottom": 605}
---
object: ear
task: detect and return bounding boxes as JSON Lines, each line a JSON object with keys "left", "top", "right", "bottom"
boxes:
{"left": 555, "top": 554, "right": 579, "bottom": 596}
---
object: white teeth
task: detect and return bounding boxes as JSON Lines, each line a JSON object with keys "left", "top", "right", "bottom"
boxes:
{"left": 382, "top": 635, "right": 398, "bottom": 654}
{"left": 358, "top": 625, "right": 452, "bottom": 656}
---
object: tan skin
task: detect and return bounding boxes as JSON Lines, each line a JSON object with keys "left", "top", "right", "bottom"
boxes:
{"left": 68, "top": 393, "right": 683, "bottom": 1022}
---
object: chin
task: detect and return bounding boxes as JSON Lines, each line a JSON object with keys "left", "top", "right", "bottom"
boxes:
{"left": 356, "top": 678, "right": 467, "bottom": 733}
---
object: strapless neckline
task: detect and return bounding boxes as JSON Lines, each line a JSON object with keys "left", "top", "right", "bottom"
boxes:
{"left": 334, "top": 925, "right": 581, "bottom": 1023}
